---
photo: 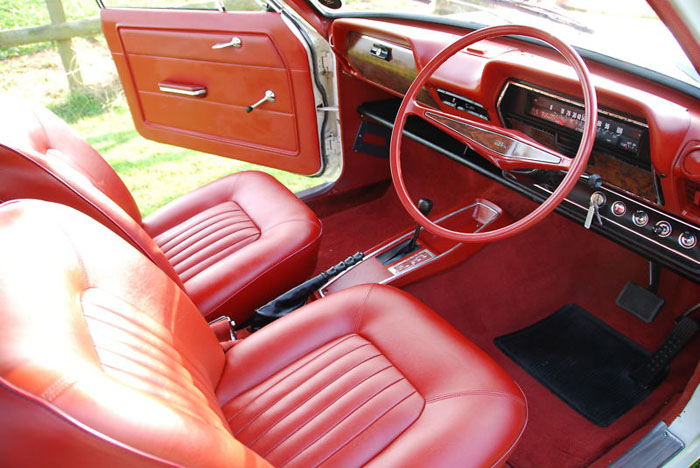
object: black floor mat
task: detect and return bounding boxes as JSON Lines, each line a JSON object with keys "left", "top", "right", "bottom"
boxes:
{"left": 495, "top": 304, "right": 663, "bottom": 426}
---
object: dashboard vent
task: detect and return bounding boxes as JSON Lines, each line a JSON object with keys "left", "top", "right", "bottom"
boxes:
{"left": 555, "top": 134, "right": 579, "bottom": 158}
{"left": 436, "top": 88, "right": 489, "bottom": 120}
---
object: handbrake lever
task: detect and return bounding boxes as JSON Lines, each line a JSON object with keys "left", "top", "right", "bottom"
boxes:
{"left": 248, "top": 252, "right": 364, "bottom": 331}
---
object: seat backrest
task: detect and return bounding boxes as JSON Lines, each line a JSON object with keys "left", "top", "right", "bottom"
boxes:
{"left": 0, "top": 98, "right": 141, "bottom": 222}
{"left": 0, "top": 199, "right": 271, "bottom": 468}
{"left": 0, "top": 97, "right": 182, "bottom": 287}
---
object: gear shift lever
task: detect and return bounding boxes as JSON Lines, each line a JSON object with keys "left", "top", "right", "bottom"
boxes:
{"left": 407, "top": 198, "right": 433, "bottom": 252}
{"left": 377, "top": 198, "right": 434, "bottom": 265}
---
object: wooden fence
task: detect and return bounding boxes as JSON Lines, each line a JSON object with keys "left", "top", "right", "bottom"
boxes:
{"left": 0, "top": 0, "right": 101, "bottom": 93}
{"left": 0, "top": 17, "right": 100, "bottom": 50}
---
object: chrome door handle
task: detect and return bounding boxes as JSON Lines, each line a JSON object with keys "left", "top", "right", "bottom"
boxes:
{"left": 212, "top": 37, "right": 242, "bottom": 49}
{"left": 245, "top": 90, "right": 276, "bottom": 113}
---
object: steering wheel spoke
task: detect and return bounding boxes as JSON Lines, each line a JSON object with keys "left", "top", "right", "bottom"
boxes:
{"left": 409, "top": 101, "right": 571, "bottom": 171}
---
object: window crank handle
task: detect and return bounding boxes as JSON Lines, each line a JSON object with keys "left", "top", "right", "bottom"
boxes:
{"left": 212, "top": 37, "right": 242, "bottom": 49}
{"left": 246, "top": 90, "right": 276, "bottom": 113}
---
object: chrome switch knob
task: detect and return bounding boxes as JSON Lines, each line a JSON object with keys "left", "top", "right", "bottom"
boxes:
{"left": 678, "top": 231, "right": 697, "bottom": 249}
{"left": 610, "top": 201, "right": 626, "bottom": 217}
{"left": 652, "top": 221, "right": 672, "bottom": 238}
{"left": 632, "top": 210, "right": 649, "bottom": 227}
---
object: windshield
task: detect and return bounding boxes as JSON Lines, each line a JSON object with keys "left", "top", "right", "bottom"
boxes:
{"left": 315, "top": 0, "right": 700, "bottom": 90}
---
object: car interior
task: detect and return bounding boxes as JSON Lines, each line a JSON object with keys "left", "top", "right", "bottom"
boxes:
{"left": 0, "top": 0, "right": 698, "bottom": 467}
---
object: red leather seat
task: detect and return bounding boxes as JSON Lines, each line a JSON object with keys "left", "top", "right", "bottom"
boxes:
{"left": 0, "top": 98, "right": 322, "bottom": 323}
{"left": 0, "top": 200, "right": 527, "bottom": 467}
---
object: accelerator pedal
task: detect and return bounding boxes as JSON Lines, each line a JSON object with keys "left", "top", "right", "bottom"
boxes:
{"left": 631, "top": 312, "right": 699, "bottom": 389}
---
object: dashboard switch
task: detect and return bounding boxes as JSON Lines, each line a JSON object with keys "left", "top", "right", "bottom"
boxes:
{"left": 678, "top": 231, "right": 697, "bottom": 249}
{"left": 632, "top": 210, "right": 649, "bottom": 227}
{"left": 652, "top": 221, "right": 672, "bottom": 237}
{"left": 611, "top": 201, "right": 626, "bottom": 217}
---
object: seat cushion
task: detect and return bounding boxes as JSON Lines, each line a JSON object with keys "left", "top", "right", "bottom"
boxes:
{"left": 143, "top": 171, "right": 322, "bottom": 323}
{"left": 216, "top": 284, "right": 528, "bottom": 468}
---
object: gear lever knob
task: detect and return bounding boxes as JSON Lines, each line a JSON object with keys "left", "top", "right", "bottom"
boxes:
{"left": 417, "top": 198, "right": 433, "bottom": 217}
{"left": 405, "top": 198, "right": 434, "bottom": 253}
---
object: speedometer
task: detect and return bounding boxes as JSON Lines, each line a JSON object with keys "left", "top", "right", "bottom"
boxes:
{"left": 527, "top": 95, "right": 643, "bottom": 155}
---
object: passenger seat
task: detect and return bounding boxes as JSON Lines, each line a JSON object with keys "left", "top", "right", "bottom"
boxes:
{"left": 0, "top": 98, "right": 322, "bottom": 323}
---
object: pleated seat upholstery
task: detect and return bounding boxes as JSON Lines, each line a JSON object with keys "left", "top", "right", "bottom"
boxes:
{"left": 152, "top": 201, "right": 261, "bottom": 283}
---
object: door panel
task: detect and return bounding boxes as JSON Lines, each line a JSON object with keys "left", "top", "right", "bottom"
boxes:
{"left": 101, "top": 9, "right": 322, "bottom": 175}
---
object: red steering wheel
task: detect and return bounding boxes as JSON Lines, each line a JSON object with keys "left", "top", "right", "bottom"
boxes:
{"left": 390, "top": 25, "right": 598, "bottom": 242}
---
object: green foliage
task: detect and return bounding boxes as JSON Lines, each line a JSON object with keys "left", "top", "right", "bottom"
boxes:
{"left": 47, "top": 84, "right": 123, "bottom": 124}
{"left": 0, "top": 0, "right": 96, "bottom": 29}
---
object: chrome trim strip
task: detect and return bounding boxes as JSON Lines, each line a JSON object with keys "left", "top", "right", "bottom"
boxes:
{"left": 318, "top": 202, "right": 500, "bottom": 297}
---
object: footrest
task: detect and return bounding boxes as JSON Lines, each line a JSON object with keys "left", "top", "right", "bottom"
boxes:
{"left": 616, "top": 281, "right": 665, "bottom": 323}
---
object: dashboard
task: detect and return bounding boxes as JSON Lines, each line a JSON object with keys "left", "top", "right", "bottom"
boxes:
{"left": 330, "top": 18, "right": 700, "bottom": 281}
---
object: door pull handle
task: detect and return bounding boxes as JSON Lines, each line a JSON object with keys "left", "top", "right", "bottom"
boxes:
{"left": 158, "top": 81, "right": 207, "bottom": 97}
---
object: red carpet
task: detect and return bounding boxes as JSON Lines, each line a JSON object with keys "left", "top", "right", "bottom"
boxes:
{"left": 313, "top": 142, "right": 699, "bottom": 467}
{"left": 404, "top": 211, "right": 699, "bottom": 467}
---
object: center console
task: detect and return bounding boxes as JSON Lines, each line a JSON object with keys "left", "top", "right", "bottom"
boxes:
{"left": 318, "top": 199, "right": 507, "bottom": 296}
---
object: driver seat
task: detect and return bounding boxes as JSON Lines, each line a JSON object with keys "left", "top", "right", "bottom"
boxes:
{"left": 0, "top": 199, "right": 527, "bottom": 467}
{"left": 0, "top": 98, "right": 322, "bottom": 324}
